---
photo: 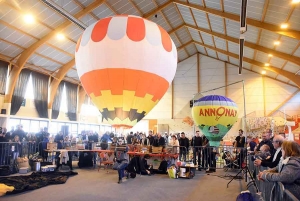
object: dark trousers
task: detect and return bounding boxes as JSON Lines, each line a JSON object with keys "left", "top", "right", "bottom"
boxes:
{"left": 208, "top": 151, "right": 216, "bottom": 171}
{"left": 193, "top": 148, "right": 201, "bottom": 167}
{"left": 202, "top": 148, "right": 209, "bottom": 169}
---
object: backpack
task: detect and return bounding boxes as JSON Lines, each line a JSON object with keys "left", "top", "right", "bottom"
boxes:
{"left": 236, "top": 191, "right": 254, "bottom": 201}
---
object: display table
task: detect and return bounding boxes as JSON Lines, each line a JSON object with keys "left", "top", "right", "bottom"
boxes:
{"left": 127, "top": 152, "right": 178, "bottom": 158}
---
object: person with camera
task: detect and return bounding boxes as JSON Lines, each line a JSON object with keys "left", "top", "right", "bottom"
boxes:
{"left": 254, "top": 135, "right": 284, "bottom": 168}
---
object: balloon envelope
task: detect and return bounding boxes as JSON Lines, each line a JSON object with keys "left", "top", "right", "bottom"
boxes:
{"left": 192, "top": 95, "right": 238, "bottom": 146}
{"left": 75, "top": 15, "right": 177, "bottom": 128}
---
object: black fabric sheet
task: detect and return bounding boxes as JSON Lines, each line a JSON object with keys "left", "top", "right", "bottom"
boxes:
{"left": 0, "top": 171, "right": 78, "bottom": 195}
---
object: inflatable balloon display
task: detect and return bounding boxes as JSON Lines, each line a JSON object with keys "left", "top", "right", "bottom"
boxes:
{"left": 75, "top": 15, "right": 177, "bottom": 128}
{"left": 192, "top": 95, "right": 238, "bottom": 146}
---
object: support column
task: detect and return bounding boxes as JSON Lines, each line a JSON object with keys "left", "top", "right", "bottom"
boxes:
{"left": 225, "top": 62, "right": 228, "bottom": 97}
{"left": 262, "top": 75, "right": 266, "bottom": 116}
{"left": 197, "top": 53, "right": 200, "bottom": 93}
{"left": 171, "top": 81, "right": 174, "bottom": 119}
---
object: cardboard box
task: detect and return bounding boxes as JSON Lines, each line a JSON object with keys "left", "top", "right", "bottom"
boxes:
{"left": 47, "top": 142, "right": 57, "bottom": 150}
{"left": 19, "top": 167, "right": 30, "bottom": 174}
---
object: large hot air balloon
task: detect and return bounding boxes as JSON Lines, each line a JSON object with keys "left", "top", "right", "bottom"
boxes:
{"left": 75, "top": 15, "right": 177, "bottom": 128}
{"left": 192, "top": 95, "right": 238, "bottom": 146}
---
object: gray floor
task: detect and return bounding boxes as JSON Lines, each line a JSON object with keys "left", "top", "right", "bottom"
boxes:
{"left": 1, "top": 168, "right": 246, "bottom": 201}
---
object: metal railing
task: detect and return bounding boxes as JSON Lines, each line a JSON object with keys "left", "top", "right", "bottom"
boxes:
{"left": 247, "top": 158, "right": 299, "bottom": 201}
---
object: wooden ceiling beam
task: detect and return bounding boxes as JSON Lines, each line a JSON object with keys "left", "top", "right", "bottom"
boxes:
{"left": 48, "top": 59, "right": 75, "bottom": 109}
{"left": 155, "top": 0, "right": 189, "bottom": 57}
{"left": 173, "top": 0, "right": 300, "bottom": 40}
{"left": 196, "top": 52, "right": 297, "bottom": 88}
{"left": 4, "top": 0, "right": 105, "bottom": 103}
{"left": 185, "top": 24, "right": 300, "bottom": 66}
{"left": 143, "top": 1, "right": 173, "bottom": 19}
{"left": 193, "top": 40, "right": 300, "bottom": 88}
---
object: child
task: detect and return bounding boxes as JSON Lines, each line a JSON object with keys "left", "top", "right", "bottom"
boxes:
{"left": 256, "top": 144, "right": 271, "bottom": 160}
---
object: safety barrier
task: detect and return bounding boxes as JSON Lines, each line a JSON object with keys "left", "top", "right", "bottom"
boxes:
{"left": 0, "top": 142, "right": 38, "bottom": 165}
{"left": 188, "top": 145, "right": 245, "bottom": 170}
{"left": 248, "top": 157, "right": 298, "bottom": 201}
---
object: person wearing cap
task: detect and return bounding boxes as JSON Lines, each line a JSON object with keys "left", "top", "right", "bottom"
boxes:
{"left": 179, "top": 132, "right": 189, "bottom": 161}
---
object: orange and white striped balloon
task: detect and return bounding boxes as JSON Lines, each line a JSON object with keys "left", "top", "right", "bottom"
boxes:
{"left": 75, "top": 15, "right": 177, "bottom": 128}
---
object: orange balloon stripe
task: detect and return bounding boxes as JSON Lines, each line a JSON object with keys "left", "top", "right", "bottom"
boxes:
{"left": 158, "top": 25, "right": 172, "bottom": 52}
{"left": 75, "top": 35, "right": 82, "bottom": 52}
{"left": 91, "top": 17, "right": 112, "bottom": 42}
{"left": 126, "top": 16, "right": 145, "bottom": 42}
{"left": 80, "top": 68, "right": 169, "bottom": 101}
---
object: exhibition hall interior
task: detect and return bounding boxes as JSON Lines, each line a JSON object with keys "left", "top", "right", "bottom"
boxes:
{"left": 0, "top": 0, "right": 300, "bottom": 200}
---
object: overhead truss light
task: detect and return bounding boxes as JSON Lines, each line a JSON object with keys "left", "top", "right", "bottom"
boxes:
{"left": 56, "top": 33, "right": 65, "bottom": 40}
{"left": 280, "top": 23, "right": 288, "bottom": 29}
{"left": 240, "top": 0, "right": 248, "bottom": 33}
{"left": 262, "top": 71, "right": 266, "bottom": 75}
{"left": 292, "top": 0, "right": 300, "bottom": 4}
{"left": 239, "top": 0, "right": 248, "bottom": 75}
{"left": 274, "top": 41, "right": 280, "bottom": 45}
{"left": 264, "top": 63, "right": 270, "bottom": 66}
{"left": 23, "top": 14, "right": 35, "bottom": 24}
{"left": 268, "top": 54, "right": 273, "bottom": 57}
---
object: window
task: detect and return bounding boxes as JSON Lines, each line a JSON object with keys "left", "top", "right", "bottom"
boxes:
{"left": 49, "top": 122, "right": 58, "bottom": 135}
{"left": 60, "top": 85, "right": 67, "bottom": 113}
{"left": 20, "top": 119, "right": 30, "bottom": 132}
{"left": 24, "top": 74, "right": 34, "bottom": 100}
{"left": 79, "top": 124, "right": 85, "bottom": 133}
{"left": 30, "top": 120, "right": 40, "bottom": 133}
{"left": 40, "top": 121, "right": 48, "bottom": 129}
{"left": 8, "top": 119, "right": 20, "bottom": 131}
{"left": 71, "top": 124, "right": 78, "bottom": 135}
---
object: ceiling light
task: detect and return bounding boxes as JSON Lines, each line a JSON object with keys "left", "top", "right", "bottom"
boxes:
{"left": 268, "top": 54, "right": 273, "bottom": 57}
{"left": 262, "top": 71, "right": 266, "bottom": 75}
{"left": 56, "top": 33, "right": 65, "bottom": 40}
{"left": 274, "top": 41, "right": 280, "bottom": 45}
{"left": 265, "top": 63, "right": 270, "bottom": 66}
{"left": 23, "top": 14, "right": 35, "bottom": 24}
{"left": 292, "top": 0, "right": 300, "bottom": 4}
{"left": 280, "top": 23, "right": 288, "bottom": 29}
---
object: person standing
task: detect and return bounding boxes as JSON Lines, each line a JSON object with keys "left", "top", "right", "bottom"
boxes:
{"left": 147, "top": 130, "right": 155, "bottom": 146}
{"left": 256, "top": 132, "right": 274, "bottom": 154}
{"left": 191, "top": 131, "right": 203, "bottom": 170}
{"left": 202, "top": 135, "right": 209, "bottom": 170}
{"left": 254, "top": 135, "right": 284, "bottom": 168}
{"left": 234, "top": 129, "right": 246, "bottom": 168}
{"left": 178, "top": 132, "right": 189, "bottom": 162}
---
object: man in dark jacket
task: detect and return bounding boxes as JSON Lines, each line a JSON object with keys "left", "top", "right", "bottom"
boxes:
{"left": 191, "top": 131, "right": 202, "bottom": 170}
{"left": 179, "top": 132, "right": 189, "bottom": 161}
{"left": 256, "top": 132, "right": 274, "bottom": 154}
{"left": 147, "top": 130, "right": 155, "bottom": 145}
{"left": 153, "top": 133, "right": 165, "bottom": 147}
{"left": 254, "top": 135, "right": 283, "bottom": 168}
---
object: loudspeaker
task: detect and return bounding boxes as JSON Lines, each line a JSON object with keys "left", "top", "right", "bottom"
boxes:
{"left": 1, "top": 109, "right": 6, "bottom": 114}
{"left": 61, "top": 125, "right": 69, "bottom": 135}
{"left": 190, "top": 100, "right": 194, "bottom": 108}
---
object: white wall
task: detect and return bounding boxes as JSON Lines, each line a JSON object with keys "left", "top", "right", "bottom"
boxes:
{"left": 1, "top": 54, "right": 300, "bottom": 139}
{"left": 153, "top": 55, "right": 300, "bottom": 139}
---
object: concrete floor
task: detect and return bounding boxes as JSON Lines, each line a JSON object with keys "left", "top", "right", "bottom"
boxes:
{"left": 1, "top": 167, "right": 246, "bottom": 201}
